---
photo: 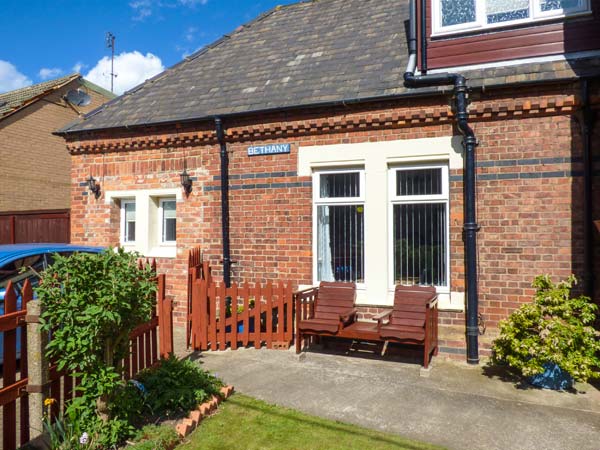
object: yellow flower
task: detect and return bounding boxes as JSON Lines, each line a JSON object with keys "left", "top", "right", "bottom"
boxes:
{"left": 44, "top": 398, "right": 56, "bottom": 407}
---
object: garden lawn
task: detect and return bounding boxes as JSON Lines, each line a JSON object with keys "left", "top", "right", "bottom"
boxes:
{"left": 178, "top": 394, "right": 446, "bottom": 450}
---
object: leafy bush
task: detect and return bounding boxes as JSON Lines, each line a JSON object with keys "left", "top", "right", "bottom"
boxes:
{"left": 130, "top": 425, "right": 180, "bottom": 450}
{"left": 37, "top": 248, "right": 157, "bottom": 447}
{"left": 492, "top": 275, "right": 600, "bottom": 382}
{"left": 137, "top": 354, "right": 223, "bottom": 417}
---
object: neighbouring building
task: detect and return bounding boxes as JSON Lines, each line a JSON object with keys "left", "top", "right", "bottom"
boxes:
{"left": 57, "top": 0, "right": 600, "bottom": 361}
{"left": 0, "top": 74, "right": 114, "bottom": 243}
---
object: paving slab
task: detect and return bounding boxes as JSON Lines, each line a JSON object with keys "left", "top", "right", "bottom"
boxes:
{"left": 190, "top": 347, "right": 600, "bottom": 450}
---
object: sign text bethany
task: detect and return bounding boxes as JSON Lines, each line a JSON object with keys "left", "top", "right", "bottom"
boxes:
{"left": 247, "top": 143, "right": 291, "bottom": 156}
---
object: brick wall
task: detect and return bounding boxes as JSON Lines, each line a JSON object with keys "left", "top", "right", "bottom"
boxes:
{"left": 0, "top": 80, "right": 110, "bottom": 212}
{"left": 67, "top": 79, "right": 600, "bottom": 358}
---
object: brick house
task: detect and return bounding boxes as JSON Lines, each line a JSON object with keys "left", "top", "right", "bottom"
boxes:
{"left": 0, "top": 74, "right": 113, "bottom": 243}
{"left": 57, "top": 0, "right": 600, "bottom": 361}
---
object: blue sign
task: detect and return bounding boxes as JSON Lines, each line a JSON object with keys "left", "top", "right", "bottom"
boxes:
{"left": 247, "top": 143, "right": 291, "bottom": 156}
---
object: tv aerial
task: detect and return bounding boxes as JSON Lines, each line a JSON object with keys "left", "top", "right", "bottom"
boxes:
{"left": 64, "top": 89, "right": 92, "bottom": 107}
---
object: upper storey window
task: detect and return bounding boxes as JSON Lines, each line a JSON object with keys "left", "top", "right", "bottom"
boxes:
{"left": 433, "top": 0, "right": 590, "bottom": 35}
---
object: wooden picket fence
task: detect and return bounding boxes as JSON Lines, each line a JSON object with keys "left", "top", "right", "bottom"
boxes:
{"left": 0, "top": 272, "right": 172, "bottom": 450}
{"left": 189, "top": 265, "right": 293, "bottom": 351}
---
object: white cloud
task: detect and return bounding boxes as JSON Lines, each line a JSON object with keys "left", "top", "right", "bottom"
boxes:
{"left": 38, "top": 67, "right": 63, "bottom": 80}
{"left": 185, "top": 26, "right": 198, "bottom": 42}
{"left": 0, "top": 60, "right": 32, "bottom": 93}
{"left": 72, "top": 62, "right": 88, "bottom": 74}
{"left": 84, "top": 51, "right": 165, "bottom": 95}
{"left": 130, "top": 0, "right": 208, "bottom": 21}
{"left": 130, "top": 0, "right": 153, "bottom": 21}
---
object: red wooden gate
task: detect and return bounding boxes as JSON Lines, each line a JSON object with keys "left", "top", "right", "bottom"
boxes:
{"left": 189, "top": 271, "right": 293, "bottom": 351}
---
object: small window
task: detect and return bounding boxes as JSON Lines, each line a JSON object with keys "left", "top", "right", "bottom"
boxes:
{"left": 121, "top": 200, "right": 136, "bottom": 243}
{"left": 433, "top": 0, "right": 589, "bottom": 35}
{"left": 159, "top": 198, "right": 176, "bottom": 243}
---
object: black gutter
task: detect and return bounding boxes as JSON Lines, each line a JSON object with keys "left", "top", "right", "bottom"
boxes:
{"left": 581, "top": 79, "right": 596, "bottom": 297}
{"left": 215, "top": 117, "right": 232, "bottom": 288}
{"left": 404, "top": 0, "right": 480, "bottom": 364}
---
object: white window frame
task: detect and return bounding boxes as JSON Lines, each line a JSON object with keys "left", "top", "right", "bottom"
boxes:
{"left": 120, "top": 199, "right": 136, "bottom": 245}
{"left": 432, "top": 0, "right": 590, "bottom": 36}
{"left": 388, "top": 163, "right": 450, "bottom": 292}
{"left": 312, "top": 168, "right": 366, "bottom": 287}
{"left": 158, "top": 198, "right": 177, "bottom": 245}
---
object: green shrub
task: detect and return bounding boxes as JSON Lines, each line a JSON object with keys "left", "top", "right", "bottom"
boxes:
{"left": 137, "top": 354, "right": 223, "bottom": 418}
{"left": 37, "top": 248, "right": 157, "bottom": 447}
{"left": 492, "top": 275, "right": 600, "bottom": 382}
{"left": 130, "top": 425, "right": 180, "bottom": 450}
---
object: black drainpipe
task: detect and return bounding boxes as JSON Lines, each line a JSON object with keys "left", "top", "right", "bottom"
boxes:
{"left": 420, "top": 0, "right": 427, "bottom": 75}
{"left": 404, "top": 0, "right": 480, "bottom": 364}
{"left": 581, "top": 79, "right": 596, "bottom": 297}
{"left": 215, "top": 117, "right": 232, "bottom": 287}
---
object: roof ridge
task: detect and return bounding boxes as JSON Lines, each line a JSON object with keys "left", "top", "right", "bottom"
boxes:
{"left": 0, "top": 73, "right": 79, "bottom": 100}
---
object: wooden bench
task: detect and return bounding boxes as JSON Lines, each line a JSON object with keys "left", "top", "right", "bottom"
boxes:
{"left": 295, "top": 283, "right": 438, "bottom": 368}
{"left": 375, "top": 285, "right": 438, "bottom": 369}
{"left": 296, "top": 281, "right": 357, "bottom": 353}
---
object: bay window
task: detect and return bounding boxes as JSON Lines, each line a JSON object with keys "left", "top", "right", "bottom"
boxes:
{"left": 433, "top": 0, "right": 589, "bottom": 35}
{"left": 313, "top": 170, "right": 365, "bottom": 283}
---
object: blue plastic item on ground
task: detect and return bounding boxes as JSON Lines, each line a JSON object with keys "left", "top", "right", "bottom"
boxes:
{"left": 528, "top": 362, "right": 573, "bottom": 390}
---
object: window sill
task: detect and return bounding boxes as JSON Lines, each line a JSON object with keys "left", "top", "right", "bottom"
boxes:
{"left": 146, "top": 246, "right": 177, "bottom": 259}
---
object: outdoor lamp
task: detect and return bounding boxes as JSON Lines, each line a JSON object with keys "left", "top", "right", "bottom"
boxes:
{"left": 180, "top": 169, "right": 192, "bottom": 195}
{"left": 87, "top": 176, "right": 101, "bottom": 199}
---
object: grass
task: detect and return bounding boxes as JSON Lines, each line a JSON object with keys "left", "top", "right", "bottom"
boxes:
{"left": 177, "top": 394, "right": 446, "bottom": 450}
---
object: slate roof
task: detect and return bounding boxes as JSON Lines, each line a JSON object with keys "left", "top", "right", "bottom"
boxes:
{"left": 0, "top": 74, "right": 114, "bottom": 120}
{"left": 59, "top": 0, "right": 600, "bottom": 135}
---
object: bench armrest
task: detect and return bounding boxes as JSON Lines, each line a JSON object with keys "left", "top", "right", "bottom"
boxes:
{"left": 373, "top": 310, "right": 392, "bottom": 332}
{"left": 293, "top": 286, "right": 319, "bottom": 296}
{"left": 426, "top": 295, "right": 439, "bottom": 308}
{"left": 339, "top": 308, "right": 357, "bottom": 324}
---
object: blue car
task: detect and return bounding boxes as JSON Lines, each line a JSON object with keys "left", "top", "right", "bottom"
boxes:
{"left": 0, "top": 243, "right": 103, "bottom": 365}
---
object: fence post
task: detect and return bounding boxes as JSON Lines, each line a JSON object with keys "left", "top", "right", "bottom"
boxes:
{"left": 25, "top": 301, "right": 49, "bottom": 440}
{"left": 157, "top": 274, "right": 173, "bottom": 357}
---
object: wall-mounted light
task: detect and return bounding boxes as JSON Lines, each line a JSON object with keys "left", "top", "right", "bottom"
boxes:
{"left": 87, "top": 175, "right": 101, "bottom": 199}
{"left": 180, "top": 169, "right": 192, "bottom": 196}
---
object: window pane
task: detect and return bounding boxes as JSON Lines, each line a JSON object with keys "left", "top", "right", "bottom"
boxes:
{"left": 319, "top": 172, "right": 360, "bottom": 198}
{"left": 126, "top": 221, "right": 136, "bottom": 242}
{"left": 124, "top": 202, "right": 136, "bottom": 242}
{"left": 393, "top": 203, "right": 447, "bottom": 286}
{"left": 487, "top": 0, "right": 529, "bottom": 23}
{"left": 125, "top": 202, "right": 136, "bottom": 221}
{"left": 441, "top": 0, "right": 476, "bottom": 27}
{"left": 317, "top": 205, "right": 364, "bottom": 283}
{"left": 540, "top": 0, "right": 579, "bottom": 11}
{"left": 164, "top": 218, "right": 176, "bottom": 242}
{"left": 162, "top": 200, "right": 176, "bottom": 219}
{"left": 396, "top": 168, "right": 442, "bottom": 196}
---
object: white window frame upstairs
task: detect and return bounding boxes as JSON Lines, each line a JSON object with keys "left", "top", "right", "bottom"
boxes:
{"left": 432, "top": 0, "right": 591, "bottom": 36}
{"left": 388, "top": 163, "right": 450, "bottom": 292}
{"left": 312, "top": 168, "right": 366, "bottom": 288}
{"left": 120, "top": 199, "right": 136, "bottom": 245}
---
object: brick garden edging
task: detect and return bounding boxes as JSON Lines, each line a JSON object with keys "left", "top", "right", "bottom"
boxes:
{"left": 175, "top": 385, "right": 235, "bottom": 438}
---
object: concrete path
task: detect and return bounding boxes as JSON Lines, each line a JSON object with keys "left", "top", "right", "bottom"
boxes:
{"left": 190, "top": 347, "right": 600, "bottom": 450}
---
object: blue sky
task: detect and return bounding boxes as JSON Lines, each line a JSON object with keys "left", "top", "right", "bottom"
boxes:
{"left": 0, "top": 0, "right": 297, "bottom": 94}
